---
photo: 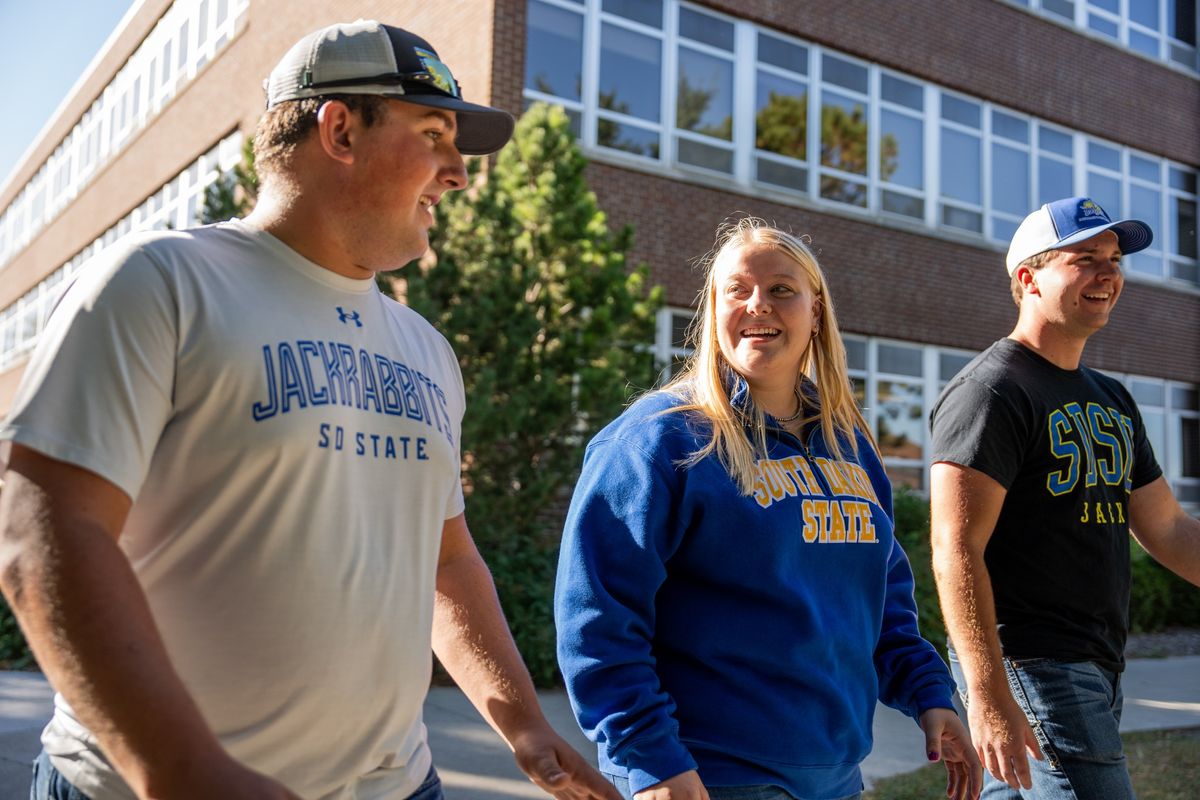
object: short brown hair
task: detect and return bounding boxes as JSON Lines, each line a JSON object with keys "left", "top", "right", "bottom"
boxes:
{"left": 253, "top": 94, "right": 389, "bottom": 181}
{"left": 1010, "top": 249, "right": 1057, "bottom": 305}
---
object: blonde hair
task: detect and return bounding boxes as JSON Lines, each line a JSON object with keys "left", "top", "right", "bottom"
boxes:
{"left": 663, "top": 217, "right": 875, "bottom": 495}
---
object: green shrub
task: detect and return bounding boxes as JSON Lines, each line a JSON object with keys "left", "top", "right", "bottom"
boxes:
{"left": 1129, "top": 542, "right": 1200, "bottom": 632}
{"left": 0, "top": 597, "right": 35, "bottom": 669}
{"left": 891, "top": 488, "right": 947, "bottom": 658}
{"left": 405, "top": 104, "right": 662, "bottom": 686}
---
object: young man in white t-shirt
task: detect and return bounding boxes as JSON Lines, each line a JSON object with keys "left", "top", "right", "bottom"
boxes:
{"left": 0, "top": 20, "right": 619, "bottom": 800}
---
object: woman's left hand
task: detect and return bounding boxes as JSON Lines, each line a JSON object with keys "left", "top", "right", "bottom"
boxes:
{"left": 919, "top": 707, "right": 982, "bottom": 800}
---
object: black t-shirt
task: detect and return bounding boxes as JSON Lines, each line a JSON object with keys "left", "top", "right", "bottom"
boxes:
{"left": 930, "top": 339, "right": 1162, "bottom": 671}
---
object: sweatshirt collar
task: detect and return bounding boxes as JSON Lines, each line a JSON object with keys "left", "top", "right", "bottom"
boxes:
{"left": 725, "top": 370, "right": 821, "bottom": 420}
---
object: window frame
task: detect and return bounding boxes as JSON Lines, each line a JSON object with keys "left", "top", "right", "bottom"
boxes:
{"left": 519, "top": 0, "right": 1200, "bottom": 292}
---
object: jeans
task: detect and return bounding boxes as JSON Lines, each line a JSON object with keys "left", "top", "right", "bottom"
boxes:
{"left": 949, "top": 652, "right": 1134, "bottom": 799}
{"left": 30, "top": 750, "right": 442, "bottom": 800}
{"left": 30, "top": 751, "right": 90, "bottom": 800}
{"left": 406, "top": 765, "right": 444, "bottom": 800}
{"left": 605, "top": 772, "right": 860, "bottom": 800}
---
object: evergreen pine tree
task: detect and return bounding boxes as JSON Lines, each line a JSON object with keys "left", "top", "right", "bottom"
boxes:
{"left": 201, "top": 137, "right": 259, "bottom": 223}
{"left": 404, "top": 103, "right": 663, "bottom": 683}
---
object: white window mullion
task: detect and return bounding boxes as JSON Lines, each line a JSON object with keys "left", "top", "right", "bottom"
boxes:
{"left": 1072, "top": 129, "right": 1087, "bottom": 197}
{"left": 867, "top": 64, "right": 881, "bottom": 213}
{"left": 661, "top": 0, "right": 679, "bottom": 166}
{"left": 922, "top": 347, "right": 940, "bottom": 472}
{"left": 924, "top": 84, "right": 939, "bottom": 229}
{"left": 807, "top": 45, "right": 822, "bottom": 199}
{"left": 981, "top": 101, "right": 994, "bottom": 239}
{"left": 865, "top": 339, "right": 879, "bottom": 443}
{"left": 732, "top": 20, "right": 756, "bottom": 187}
{"left": 580, "top": 0, "right": 601, "bottom": 150}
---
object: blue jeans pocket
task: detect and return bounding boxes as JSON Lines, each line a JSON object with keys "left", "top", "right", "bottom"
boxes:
{"left": 1002, "top": 658, "right": 1064, "bottom": 771}
{"left": 30, "top": 751, "right": 92, "bottom": 800}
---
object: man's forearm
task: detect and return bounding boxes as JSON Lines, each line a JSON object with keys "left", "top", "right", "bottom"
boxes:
{"left": 1148, "top": 523, "right": 1200, "bottom": 587}
{"left": 0, "top": 469, "right": 231, "bottom": 797}
{"left": 432, "top": 549, "right": 545, "bottom": 738}
{"left": 433, "top": 530, "right": 621, "bottom": 800}
{"left": 931, "top": 540, "right": 1008, "bottom": 697}
{"left": 929, "top": 464, "right": 1040, "bottom": 789}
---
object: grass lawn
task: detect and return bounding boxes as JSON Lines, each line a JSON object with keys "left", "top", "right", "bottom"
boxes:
{"left": 864, "top": 727, "right": 1200, "bottom": 799}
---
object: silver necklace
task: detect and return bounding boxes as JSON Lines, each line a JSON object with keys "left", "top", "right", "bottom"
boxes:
{"left": 774, "top": 389, "right": 805, "bottom": 423}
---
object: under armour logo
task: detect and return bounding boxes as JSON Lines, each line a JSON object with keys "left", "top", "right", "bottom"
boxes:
{"left": 337, "top": 307, "right": 362, "bottom": 327}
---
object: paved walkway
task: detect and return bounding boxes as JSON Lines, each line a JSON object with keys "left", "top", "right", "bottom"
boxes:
{"left": 0, "top": 657, "right": 1196, "bottom": 798}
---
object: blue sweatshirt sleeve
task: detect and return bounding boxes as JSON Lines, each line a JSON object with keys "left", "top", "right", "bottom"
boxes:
{"left": 862, "top": 440, "right": 956, "bottom": 719}
{"left": 555, "top": 432, "right": 698, "bottom": 793}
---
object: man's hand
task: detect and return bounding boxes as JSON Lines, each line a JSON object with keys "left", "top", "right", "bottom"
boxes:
{"left": 965, "top": 691, "right": 1042, "bottom": 791}
{"left": 633, "top": 770, "right": 708, "bottom": 800}
{"left": 434, "top": 513, "right": 619, "bottom": 800}
{"left": 510, "top": 725, "right": 621, "bottom": 799}
{"left": 919, "top": 707, "right": 982, "bottom": 800}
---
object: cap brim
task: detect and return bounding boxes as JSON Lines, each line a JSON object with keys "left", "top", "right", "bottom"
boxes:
{"left": 1053, "top": 218, "right": 1154, "bottom": 257}
{"left": 388, "top": 94, "right": 515, "bottom": 155}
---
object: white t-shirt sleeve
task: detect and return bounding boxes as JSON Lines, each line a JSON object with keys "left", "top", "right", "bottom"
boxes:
{"left": 442, "top": 337, "right": 466, "bottom": 521}
{"left": 1, "top": 237, "right": 178, "bottom": 499}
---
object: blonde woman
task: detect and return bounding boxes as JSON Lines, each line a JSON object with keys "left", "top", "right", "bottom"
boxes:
{"left": 555, "top": 218, "right": 980, "bottom": 800}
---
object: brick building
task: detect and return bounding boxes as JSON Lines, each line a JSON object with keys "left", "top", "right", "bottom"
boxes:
{"left": 1, "top": 0, "right": 1197, "bottom": 505}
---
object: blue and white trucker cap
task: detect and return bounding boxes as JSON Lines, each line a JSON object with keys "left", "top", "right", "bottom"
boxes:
{"left": 264, "top": 20, "right": 514, "bottom": 155}
{"left": 1005, "top": 196, "right": 1153, "bottom": 275}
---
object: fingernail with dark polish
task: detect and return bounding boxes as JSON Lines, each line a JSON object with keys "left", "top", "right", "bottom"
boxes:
{"left": 928, "top": 751, "right": 939, "bottom": 761}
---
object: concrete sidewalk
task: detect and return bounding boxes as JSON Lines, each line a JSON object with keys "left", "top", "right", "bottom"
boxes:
{"left": 0, "top": 657, "right": 1196, "bottom": 798}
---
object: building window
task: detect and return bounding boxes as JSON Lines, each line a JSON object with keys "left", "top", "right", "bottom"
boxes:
{"left": 597, "top": 5, "right": 664, "bottom": 160}
{"left": 878, "top": 72, "right": 925, "bottom": 220}
{"left": 1168, "top": 166, "right": 1199, "bottom": 283}
{"left": 675, "top": 5, "right": 735, "bottom": 174}
{"left": 0, "top": 131, "right": 242, "bottom": 374}
{"left": 818, "top": 53, "right": 870, "bottom": 207}
{"left": 1127, "top": 377, "right": 1200, "bottom": 508}
{"left": 754, "top": 31, "right": 810, "bottom": 194}
{"left": 654, "top": 306, "right": 695, "bottom": 382}
{"left": 939, "top": 92, "right": 983, "bottom": 233}
{"left": 991, "top": 109, "right": 1032, "bottom": 241}
{"left": 521, "top": 0, "right": 1200, "bottom": 290}
{"left": 1016, "top": 0, "right": 1198, "bottom": 71}
{"left": 0, "top": 0, "right": 249, "bottom": 273}
{"left": 526, "top": 1, "right": 584, "bottom": 102}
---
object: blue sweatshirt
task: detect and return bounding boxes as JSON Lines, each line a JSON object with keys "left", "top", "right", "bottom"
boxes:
{"left": 555, "top": 385, "right": 955, "bottom": 799}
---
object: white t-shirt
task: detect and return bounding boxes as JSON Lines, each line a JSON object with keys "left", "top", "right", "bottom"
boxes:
{"left": 0, "top": 220, "right": 465, "bottom": 800}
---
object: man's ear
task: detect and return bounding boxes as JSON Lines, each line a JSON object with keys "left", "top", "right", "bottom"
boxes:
{"left": 1016, "top": 265, "right": 1040, "bottom": 297}
{"left": 315, "top": 100, "right": 356, "bottom": 165}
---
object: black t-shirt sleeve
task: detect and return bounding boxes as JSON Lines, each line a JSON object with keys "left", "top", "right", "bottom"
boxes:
{"left": 930, "top": 376, "right": 1028, "bottom": 490}
{"left": 1119, "top": 388, "right": 1164, "bottom": 491}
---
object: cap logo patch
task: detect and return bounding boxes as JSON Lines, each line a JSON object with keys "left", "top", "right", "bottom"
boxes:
{"left": 1077, "top": 199, "right": 1108, "bottom": 226}
{"left": 414, "top": 48, "right": 459, "bottom": 98}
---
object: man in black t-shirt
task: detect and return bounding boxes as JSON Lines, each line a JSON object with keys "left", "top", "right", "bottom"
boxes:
{"left": 929, "top": 196, "right": 1200, "bottom": 800}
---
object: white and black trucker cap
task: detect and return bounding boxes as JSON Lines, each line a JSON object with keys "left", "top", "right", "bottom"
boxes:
{"left": 265, "top": 20, "right": 514, "bottom": 155}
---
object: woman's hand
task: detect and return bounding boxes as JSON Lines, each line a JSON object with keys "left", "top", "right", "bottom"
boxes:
{"left": 633, "top": 770, "right": 709, "bottom": 800}
{"left": 919, "top": 707, "right": 983, "bottom": 800}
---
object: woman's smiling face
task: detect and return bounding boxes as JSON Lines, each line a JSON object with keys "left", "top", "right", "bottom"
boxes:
{"left": 714, "top": 244, "right": 820, "bottom": 397}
